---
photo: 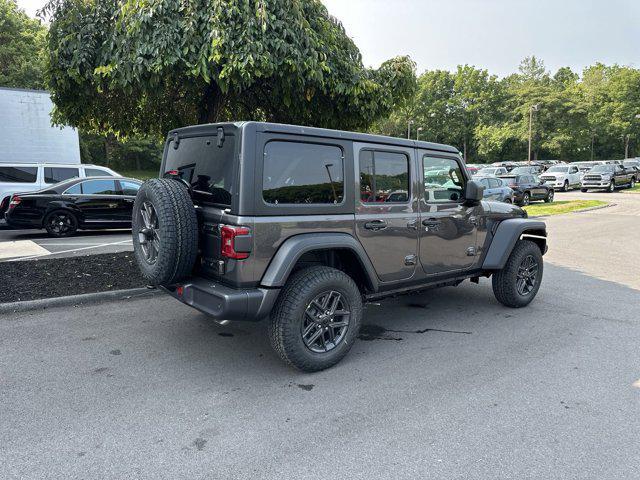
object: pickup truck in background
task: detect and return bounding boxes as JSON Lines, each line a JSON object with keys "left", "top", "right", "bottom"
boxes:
{"left": 581, "top": 164, "right": 636, "bottom": 192}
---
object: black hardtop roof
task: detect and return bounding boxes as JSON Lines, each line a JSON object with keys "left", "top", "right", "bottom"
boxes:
{"left": 168, "top": 121, "right": 460, "bottom": 154}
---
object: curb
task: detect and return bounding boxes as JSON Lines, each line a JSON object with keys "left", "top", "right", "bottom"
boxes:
{"left": 0, "top": 287, "right": 161, "bottom": 315}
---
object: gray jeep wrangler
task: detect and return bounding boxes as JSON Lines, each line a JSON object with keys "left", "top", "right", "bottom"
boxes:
{"left": 132, "top": 122, "right": 547, "bottom": 372}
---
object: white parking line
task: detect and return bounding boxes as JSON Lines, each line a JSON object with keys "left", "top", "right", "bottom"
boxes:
{"left": 8, "top": 239, "right": 133, "bottom": 261}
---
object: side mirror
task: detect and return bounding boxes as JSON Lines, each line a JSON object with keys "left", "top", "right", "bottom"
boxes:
{"left": 464, "top": 180, "right": 484, "bottom": 206}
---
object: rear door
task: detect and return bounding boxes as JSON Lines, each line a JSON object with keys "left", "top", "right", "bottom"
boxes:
{"left": 354, "top": 144, "right": 418, "bottom": 283}
{"left": 73, "top": 179, "right": 121, "bottom": 223}
{"left": 115, "top": 180, "right": 141, "bottom": 221}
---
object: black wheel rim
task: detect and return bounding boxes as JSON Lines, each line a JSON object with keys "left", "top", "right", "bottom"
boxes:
{"left": 302, "top": 290, "right": 351, "bottom": 353}
{"left": 48, "top": 213, "right": 74, "bottom": 234}
{"left": 137, "top": 201, "right": 160, "bottom": 264}
{"left": 516, "top": 254, "right": 539, "bottom": 296}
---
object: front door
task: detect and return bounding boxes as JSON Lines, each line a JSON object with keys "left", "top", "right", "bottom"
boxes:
{"left": 419, "top": 152, "right": 480, "bottom": 275}
{"left": 354, "top": 145, "right": 418, "bottom": 283}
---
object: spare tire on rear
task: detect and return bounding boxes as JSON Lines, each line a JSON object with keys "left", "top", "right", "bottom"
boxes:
{"left": 132, "top": 179, "right": 198, "bottom": 286}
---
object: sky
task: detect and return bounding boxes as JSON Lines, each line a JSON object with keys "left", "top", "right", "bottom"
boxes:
{"left": 17, "top": 0, "right": 640, "bottom": 78}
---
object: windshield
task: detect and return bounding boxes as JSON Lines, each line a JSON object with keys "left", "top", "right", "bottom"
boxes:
{"left": 164, "top": 132, "right": 237, "bottom": 206}
{"left": 591, "top": 165, "right": 613, "bottom": 173}
{"left": 546, "top": 166, "right": 569, "bottom": 173}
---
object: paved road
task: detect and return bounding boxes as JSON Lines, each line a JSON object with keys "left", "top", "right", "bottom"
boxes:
{"left": 0, "top": 222, "right": 132, "bottom": 260}
{"left": 543, "top": 190, "right": 640, "bottom": 290}
{"left": 2, "top": 190, "right": 640, "bottom": 479}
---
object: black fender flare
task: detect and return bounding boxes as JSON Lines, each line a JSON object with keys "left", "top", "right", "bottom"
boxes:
{"left": 260, "top": 233, "right": 379, "bottom": 291}
{"left": 482, "top": 219, "right": 547, "bottom": 270}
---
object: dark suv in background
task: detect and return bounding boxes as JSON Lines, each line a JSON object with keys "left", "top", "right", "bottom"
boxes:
{"left": 499, "top": 173, "right": 554, "bottom": 206}
{"left": 132, "top": 122, "right": 548, "bottom": 371}
{"left": 581, "top": 164, "right": 636, "bottom": 192}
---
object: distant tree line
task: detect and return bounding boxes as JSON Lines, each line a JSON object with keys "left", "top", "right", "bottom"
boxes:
{"left": 2, "top": 0, "right": 639, "bottom": 170}
{"left": 373, "top": 57, "right": 640, "bottom": 163}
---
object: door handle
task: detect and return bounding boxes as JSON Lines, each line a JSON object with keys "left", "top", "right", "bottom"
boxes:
{"left": 364, "top": 220, "right": 387, "bottom": 231}
{"left": 407, "top": 219, "right": 418, "bottom": 230}
{"left": 422, "top": 218, "right": 441, "bottom": 227}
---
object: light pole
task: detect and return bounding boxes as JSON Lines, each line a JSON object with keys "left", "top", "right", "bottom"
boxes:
{"left": 407, "top": 119, "right": 414, "bottom": 139}
{"left": 416, "top": 127, "right": 423, "bottom": 141}
{"left": 528, "top": 104, "right": 539, "bottom": 165}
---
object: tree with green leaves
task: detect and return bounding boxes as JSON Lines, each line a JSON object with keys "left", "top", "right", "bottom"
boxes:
{"left": 43, "top": 0, "right": 416, "bottom": 137}
{"left": 0, "top": 0, "right": 47, "bottom": 89}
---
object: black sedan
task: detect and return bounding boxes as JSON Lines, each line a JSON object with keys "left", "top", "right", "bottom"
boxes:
{"left": 4, "top": 177, "right": 143, "bottom": 237}
{"left": 498, "top": 173, "right": 554, "bottom": 206}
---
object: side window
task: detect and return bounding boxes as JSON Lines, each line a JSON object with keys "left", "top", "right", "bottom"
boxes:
{"left": 64, "top": 183, "right": 82, "bottom": 194}
{"left": 85, "top": 168, "right": 114, "bottom": 177}
{"left": 570, "top": 167, "right": 578, "bottom": 174}
{"left": 82, "top": 180, "right": 118, "bottom": 195}
{"left": 359, "top": 150, "right": 409, "bottom": 203}
{"left": 0, "top": 167, "right": 37, "bottom": 183}
{"left": 263, "top": 141, "right": 344, "bottom": 205}
{"left": 44, "top": 167, "right": 80, "bottom": 184}
{"left": 423, "top": 155, "right": 465, "bottom": 203}
{"left": 478, "top": 178, "right": 489, "bottom": 188}
{"left": 488, "top": 178, "right": 500, "bottom": 188}
{"left": 119, "top": 180, "right": 141, "bottom": 196}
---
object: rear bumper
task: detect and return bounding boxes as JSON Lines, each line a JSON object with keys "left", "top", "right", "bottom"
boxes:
{"left": 163, "top": 277, "right": 280, "bottom": 322}
{"left": 4, "top": 212, "right": 39, "bottom": 228}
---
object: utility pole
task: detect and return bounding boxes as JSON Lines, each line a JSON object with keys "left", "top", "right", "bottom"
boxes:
{"left": 416, "top": 127, "right": 423, "bottom": 141}
{"left": 528, "top": 104, "right": 539, "bottom": 164}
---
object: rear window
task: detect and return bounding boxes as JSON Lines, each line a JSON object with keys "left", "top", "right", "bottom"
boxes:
{"left": 0, "top": 167, "right": 37, "bottom": 183}
{"left": 45, "top": 167, "right": 79, "bottom": 184}
{"left": 263, "top": 141, "right": 344, "bottom": 205}
{"left": 85, "top": 168, "right": 114, "bottom": 177}
{"left": 164, "top": 133, "right": 236, "bottom": 206}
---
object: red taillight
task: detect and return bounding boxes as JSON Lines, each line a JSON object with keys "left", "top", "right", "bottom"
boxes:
{"left": 176, "top": 286, "right": 184, "bottom": 297}
{"left": 8, "top": 195, "right": 21, "bottom": 210}
{"left": 220, "top": 225, "right": 250, "bottom": 260}
{"left": 166, "top": 170, "right": 179, "bottom": 176}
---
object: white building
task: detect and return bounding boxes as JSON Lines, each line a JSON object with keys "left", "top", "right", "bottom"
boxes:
{"left": 0, "top": 87, "right": 80, "bottom": 164}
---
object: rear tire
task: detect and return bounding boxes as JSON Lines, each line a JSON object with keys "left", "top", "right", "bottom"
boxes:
{"left": 132, "top": 179, "right": 198, "bottom": 286}
{"left": 492, "top": 240, "right": 543, "bottom": 308}
{"left": 630, "top": 178, "right": 636, "bottom": 189}
{"left": 268, "top": 266, "right": 363, "bottom": 372}
{"left": 581, "top": 188, "right": 588, "bottom": 193}
{"left": 44, "top": 210, "right": 78, "bottom": 237}
{"left": 544, "top": 189, "right": 554, "bottom": 203}
{"left": 520, "top": 192, "right": 530, "bottom": 206}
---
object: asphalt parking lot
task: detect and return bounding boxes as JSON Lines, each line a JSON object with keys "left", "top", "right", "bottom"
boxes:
{"left": 0, "top": 222, "right": 132, "bottom": 260}
{"left": 1, "top": 191, "right": 639, "bottom": 479}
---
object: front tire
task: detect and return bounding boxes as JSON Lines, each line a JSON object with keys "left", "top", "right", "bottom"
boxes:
{"left": 544, "top": 189, "right": 554, "bottom": 203}
{"left": 268, "top": 266, "right": 363, "bottom": 372}
{"left": 562, "top": 180, "right": 569, "bottom": 192}
{"left": 607, "top": 180, "right": 615, "bottom": 193}
{"left": 520, "top": 192, "right": 530, "bottom": 206}
{"left": 630, "top": 178, "right": 636, "bottom": 189}
{"left": 492, "top": 240, "right": 543, "bottom": 308}
{"left": 581, "top": 188, "right": 588, "bottom": 193}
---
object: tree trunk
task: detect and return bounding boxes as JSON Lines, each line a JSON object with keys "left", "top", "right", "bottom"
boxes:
{"left": 624, "top": 135, "right": 630, "bottom": 159}
{"left": 198, "top": 82, "right": 225, "bottom": 124}
{"left": 463, "top": 138, "right": 467, "bottom": 162}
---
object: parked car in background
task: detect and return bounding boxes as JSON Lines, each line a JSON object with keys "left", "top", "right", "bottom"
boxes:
{"left": 539, "top": 164, "right": 582, "bottom": 191}
{"left": 0, "top": 163, "right": 120, "bottom": 216}
{"left": 581, "top": 164, "right": 636, "bottom": 192}
{"left": 510, "top": 165, "right": 544, "bottom": 176}
{"left": 499, "top": 173, "right": 554, "bottom": 206}
{"left": 465, "top": 164, "right": 481, "bottom": 175}
{"left": 4, "top": 177, "right": 142, "bottom": 237}
{"left": 479, "top": 166, "right": 508, "bottom": 176}
{"left": 492, "top": 161, "right": 519, "bottom": 172}
{"left": 623, "top": 160, "right": 640, "bottom": 181}
{"left": 473, "top": 176, "right": 514, "bottom": 203}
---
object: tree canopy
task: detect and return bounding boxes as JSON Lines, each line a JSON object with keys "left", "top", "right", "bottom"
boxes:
{"left": 0, "top": 0, "right": 46, "bottom": 89}
{"left": 42, "top": 0, "right": 416, "bottom": 137}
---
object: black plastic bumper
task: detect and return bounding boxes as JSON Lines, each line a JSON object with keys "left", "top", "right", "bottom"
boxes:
{"left": 163, "top": 277, "right": 280, "bottom": 322}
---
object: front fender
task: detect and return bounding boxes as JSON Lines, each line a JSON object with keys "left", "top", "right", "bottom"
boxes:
{"left": 482, "top": 219, "right": 547, "bottom": 270}
{"left": 260, "top": 233, "right": 379, "bottom": 291}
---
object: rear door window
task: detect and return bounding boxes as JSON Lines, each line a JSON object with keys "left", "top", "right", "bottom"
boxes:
{"left": 488, "top": 178, "right": 500, "bottom": 188}
{"left": 44, "top": 167, "right": 80, "bottom": 184}
{"left": 81, "top": 180, "right": 118, "bottom": 195}
{"left": 0, "top": 167, "right": 37, "bottom": 183}
{"left": 359, "top": 150, "right": 409, "bottom": 203}
{"left": 263, "top": 141, "right": 344, "bottom": 204}
{"left": 119, "top": 180, "right": 141, "bottom": 196}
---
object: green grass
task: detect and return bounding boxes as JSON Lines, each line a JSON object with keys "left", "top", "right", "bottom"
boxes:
{"left": 118, "top": 169, "right": 159, "bottom": 180}
{"left": 523, "top": 200, "right": 608, "bottom": 216}
{"left": 624, "top": 184, "right": 640, "bottom": 193}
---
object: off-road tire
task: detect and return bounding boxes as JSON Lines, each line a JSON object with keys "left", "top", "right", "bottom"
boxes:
{"left": 132, "top": 179, "right": 198, "bottom": 286}
{"left": 268, "top": 266, "right": 363, "bottom": 372}
{"left": 492, "top": 240, "right": 543, "bottom": 308}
